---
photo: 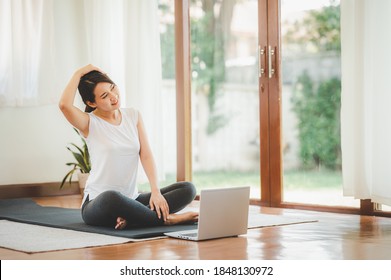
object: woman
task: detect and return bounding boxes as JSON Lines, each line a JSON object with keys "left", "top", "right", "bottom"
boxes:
{"left": 59, "top": 64, "right": 198, "bottom": 230}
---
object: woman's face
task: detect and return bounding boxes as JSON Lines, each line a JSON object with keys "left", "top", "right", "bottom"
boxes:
{"left": 89, "top": 82, "right": 121, "bottom": 111}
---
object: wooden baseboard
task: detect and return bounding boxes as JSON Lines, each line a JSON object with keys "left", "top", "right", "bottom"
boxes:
{"left": 0, "top": 182, "right": 80, "bottom": 199}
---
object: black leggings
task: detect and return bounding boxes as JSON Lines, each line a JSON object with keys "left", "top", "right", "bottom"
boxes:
{"left": 81, "top": 181, "right": 196, "bottom": 228}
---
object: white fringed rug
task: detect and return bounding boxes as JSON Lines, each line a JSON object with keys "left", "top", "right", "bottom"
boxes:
{"left": 247, "top": 213, "right": 317, "bottom": 229}
{"left": 0, "top": 213, "right": 316, "bottom": 253}
{"left": 0, "top": 220, "right": 164, "bottom": 253}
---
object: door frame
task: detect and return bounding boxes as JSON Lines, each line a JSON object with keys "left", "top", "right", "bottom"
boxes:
{"left": 174, "top": 0, "right": 391, "bottom": 217}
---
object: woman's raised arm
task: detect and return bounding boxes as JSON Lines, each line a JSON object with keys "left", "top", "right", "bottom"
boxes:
{"left": 59, "top": 64, "right": 100, "bottom": 137}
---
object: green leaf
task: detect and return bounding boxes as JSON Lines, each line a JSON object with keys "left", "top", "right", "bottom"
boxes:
{"left": 60, "top": 168, "right": 76, "bottom": 189}
{"left": 68, "top": 143, "right": 84, "bottom": 156}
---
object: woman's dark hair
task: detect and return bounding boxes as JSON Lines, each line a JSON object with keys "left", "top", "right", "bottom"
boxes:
{"left": 78, "top": 71, "right": 115, "bottom": 112}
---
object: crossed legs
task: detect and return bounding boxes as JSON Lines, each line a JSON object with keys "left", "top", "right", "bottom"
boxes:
{"left": 82, "top": 181, "right": 197, "bottom": 229}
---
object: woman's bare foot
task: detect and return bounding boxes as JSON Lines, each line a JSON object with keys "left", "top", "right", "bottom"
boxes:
{"left": 164, "top": 212, "right": 199, "bottom": 225}
{"left": 115, "top": 217, "right": 127, "bottom": 230}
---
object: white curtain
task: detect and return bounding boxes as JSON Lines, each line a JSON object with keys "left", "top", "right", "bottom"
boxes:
{"left": 341, "top": 0, "right": 391, "bottom": 206}
{"left": 123, "top": 0, "right": 164, "bottom": 181}
{"left": 82, "top": 0, "right": 164, "bottom": 180}
{"left": 0, "top": 0, "right": 164, "bottom": 181}
{"left": 0, "top": 0, "right": 56, "bottom": 107}
{"left": 83, "top": 0, "right": 125, "bottom": 93}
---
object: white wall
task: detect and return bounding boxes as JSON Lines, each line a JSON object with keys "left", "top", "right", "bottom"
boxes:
{"left": 0, "top": 0, "right": 87, "bottom": 185}
{"left": 0, "top": 106, "right": 80, "bottom": 184}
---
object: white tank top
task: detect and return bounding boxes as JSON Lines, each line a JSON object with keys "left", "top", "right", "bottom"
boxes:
{"left": 82, "top": 108, "right": 140, "bottom": 204}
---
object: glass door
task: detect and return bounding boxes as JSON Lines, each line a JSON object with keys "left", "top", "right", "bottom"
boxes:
{"left": 280, "top": 0, "right": 358, "bottom": 207}
{"left": 190, "top": 0, "right": 261, "bottom": 199}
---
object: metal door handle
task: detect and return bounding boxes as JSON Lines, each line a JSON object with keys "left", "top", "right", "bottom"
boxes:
{"left": 258, "top": 45, "right": 265, "bottom": 78}
{"left": 268, "top": 45, "right": 275, "bottom": 79}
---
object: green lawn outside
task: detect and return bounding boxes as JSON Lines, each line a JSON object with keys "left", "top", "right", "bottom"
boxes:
{"left": 283, "top": 169, "right": 342, "bottom": 190}
{"left": 138, "top": 169, "right": 342, "bottom": 192}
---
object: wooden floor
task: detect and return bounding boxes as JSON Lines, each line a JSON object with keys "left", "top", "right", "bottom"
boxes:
{"left": 1, "top": 194, "right": 391, "bottom": 260}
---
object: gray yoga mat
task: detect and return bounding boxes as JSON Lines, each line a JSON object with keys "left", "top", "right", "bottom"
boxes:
{"left": 0, "top": 198, "right": 197, "bottom": 239}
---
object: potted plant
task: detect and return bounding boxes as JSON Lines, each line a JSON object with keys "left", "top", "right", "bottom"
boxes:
{"left": 60, "top": 128, "right": 91, "bottom": 193}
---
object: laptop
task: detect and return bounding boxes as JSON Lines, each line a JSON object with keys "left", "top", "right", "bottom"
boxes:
{"left": 164, "top": 186, "right": 250, "bottom": 241}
